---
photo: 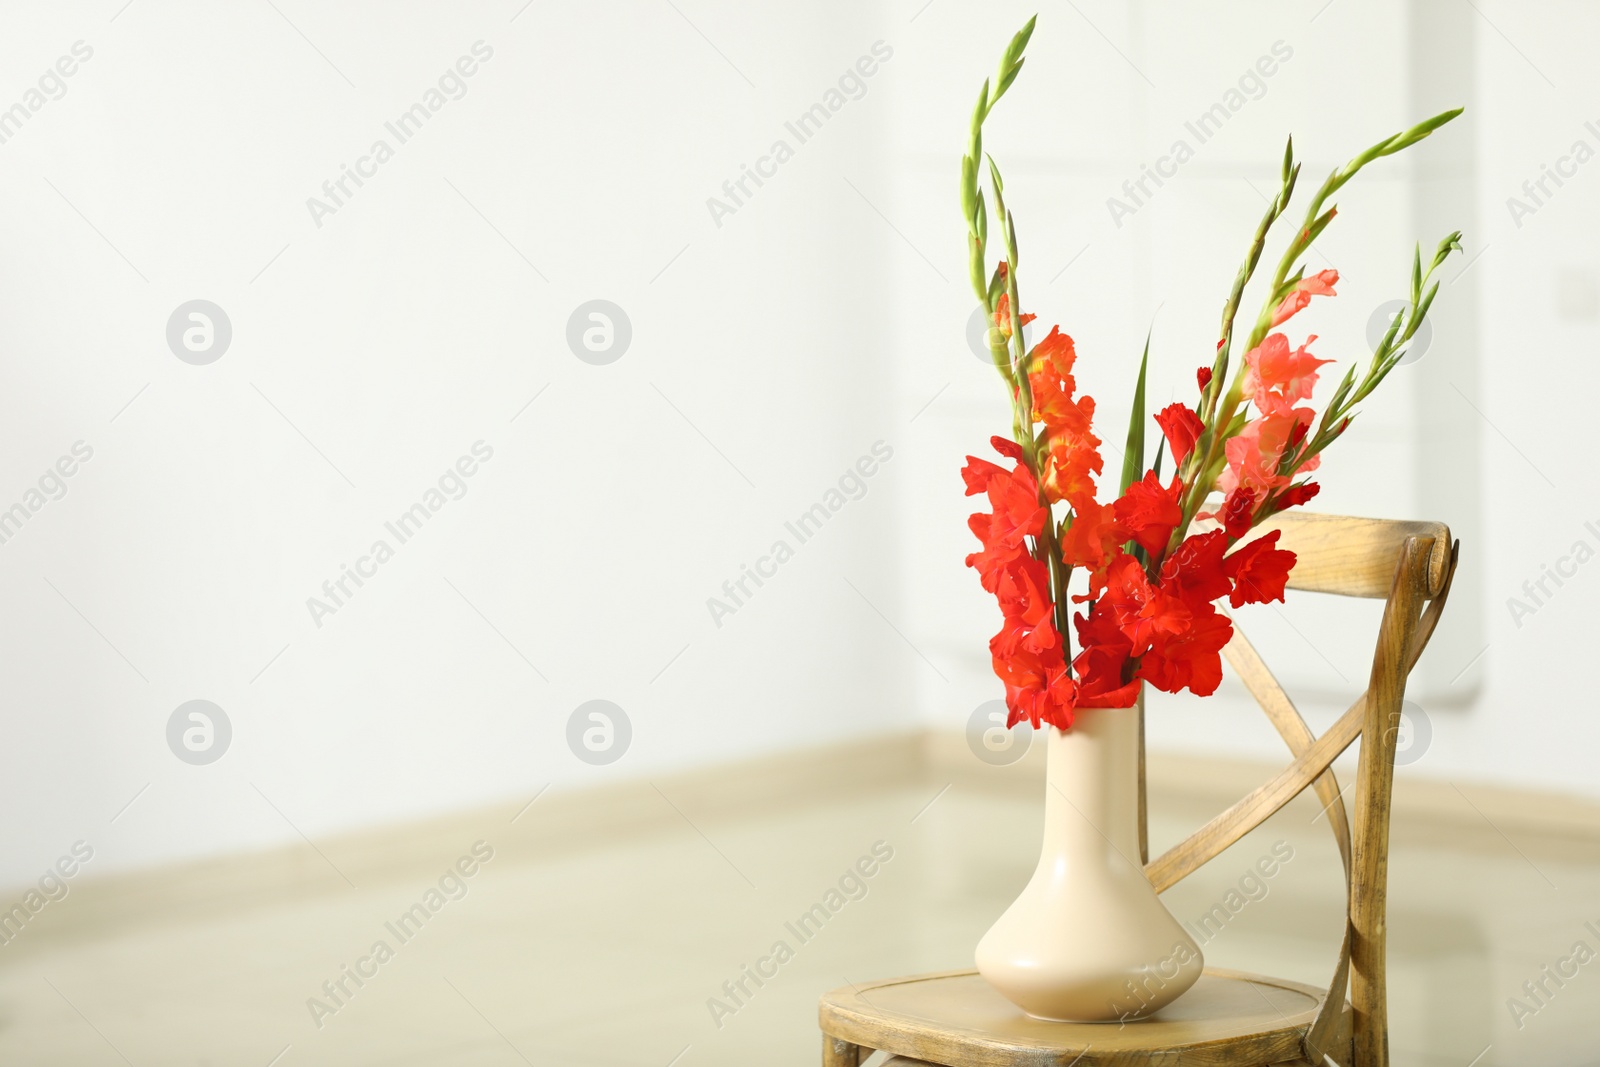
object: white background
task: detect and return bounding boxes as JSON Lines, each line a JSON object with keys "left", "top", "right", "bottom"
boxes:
{"left": 0, "top": 0, "right": 1595, "bottom": 887}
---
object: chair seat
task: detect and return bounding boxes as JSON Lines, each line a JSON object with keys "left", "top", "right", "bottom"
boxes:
{"left": 819, "top": 968, "right": 1350, "bottom": 1067}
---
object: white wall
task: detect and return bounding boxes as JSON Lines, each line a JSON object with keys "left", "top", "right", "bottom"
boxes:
{"left": 0, "top": 0, "right": 915, "bottom": 887}
{"left": 1, "top": 0, "right": 1595, "bottom": 888}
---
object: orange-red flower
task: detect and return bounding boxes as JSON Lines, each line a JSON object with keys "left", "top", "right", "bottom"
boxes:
{"left": 1154, "top": 402, "right": 1205, "bottom": 465}
{"left": 1271, "top": 269, "right": 1339, "bottom": 327}
{"left": 1041, "top": 421, "right": 1102, "bottom": 505}
{"left": 1276, "top": 480, "right": 1320, "bottom": 511}
{"left": 1029, "top": 327, "right": 1078, "bottom": 414}
{"left": 964, "top": 436, "right": 1077, "bottom": 729}
{"left": 1028, "top": 326, "right": 1104, "bottom": 506}
{"left": 962, "top": 301, "right": 1314, "bottom": 722}
{"left": 962, "top": 441, "right": 1047, "bottom": 549}
{"left": 1112, "top": 471, "right": 1184, "bottom": 558}
{"left": 1219, "top": 409, "right": 1318, "bottom": 497}
{"left": 1243, "top": 333, "right": 1333, "bottom": 417}
{"left": 1071, "top": 601, "right": 1140, "bottom": 708}
{"left": 993, "top": 290, "right": 1036, "bottom": 341}
{"left": 1219, "top": 486, "right": 1258, "bottom": 540}
{"left": 1160, "top": 529, "right": 1232, "bottom": 606}
{"left": 1100, "top": 552, "right": 1193, "bottom": 656}
{"left": 1059, "top": 496, "right": 1119, "bottom": 571}
{"left": 1224, "top": 529, "right": 1297, "bottom": 607}
{"left": 1079, "top": 536, "right": 1238, "bottom": 700}
{"left": 994, "top": 555, "right": 1055, "bottom": 632}
{"left": 1139, "top": 609, "right": 1233, "bottom": 696}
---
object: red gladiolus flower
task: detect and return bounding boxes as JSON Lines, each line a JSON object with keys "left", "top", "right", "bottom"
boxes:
{"left": 1059, "top": 496, "right": 1120, "bottom": 571}
{"left": 1197, "top": 366, "right": 1213, "bottom": 391}
{"left": 1277, "top": 481, "right": 1320, "bottom": 510}
{"left": 994, "top": 556, "right": 1056, "bottom": 630}
{"left": 1160, "top": 530, "right": 1232, "bottom": 606}
{"left": 1154, "top": 402, "right": 1205, "bottom": 465}
{"left": 1041, "top": 417, "right": 1103, "bottom": 505}
{"left": 1221, "top": 487, "right": 1257, "bottom": 540}
{"left": 1071, "top": 602, "right": 1141, "bottom": 708}
{"left": 1001, "top": 666, "right": 1078, "bottom": 729}
{"left": 1224, "top": 529, "right": 1297, "bottom": 607}
{"left": 965, "top": 432, "right": 1082, "bottom": 729}
{"left": 962, "top": 445, "right": 1047, "bottom": 549}
{"left": 992, "top": 612, "right": 1078, "bottom": 729}
{"left": 965, "top": 515, "right": 1029, "bottom": 592}
{"left": 960, "top": 454, "right": 1009, "bottom": 496}
{"left": 989, "top": 434, "right": 1028, "bottom": 463}
{"left": 1028, "top": 330, "right": 1104, "bottom": 506}
{"left": 1139, "top": 609, "right": 1233, "bottom": 696}
{"left": 1113, "top": 471, "right": 1184, "bottom": 558}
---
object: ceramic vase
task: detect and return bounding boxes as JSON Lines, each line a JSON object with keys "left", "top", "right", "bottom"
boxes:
{"left": 975, "top": 696, "right": 1204, "bottom": 1021}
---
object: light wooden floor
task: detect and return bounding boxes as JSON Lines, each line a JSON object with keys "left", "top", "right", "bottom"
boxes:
{"left": 1, "top": 736, "right": 1597, "bottom": 1066}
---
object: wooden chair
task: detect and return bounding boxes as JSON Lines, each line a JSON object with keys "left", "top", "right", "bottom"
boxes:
{"left": 818, "top": 512, "right": 1460, "bottom": 1067}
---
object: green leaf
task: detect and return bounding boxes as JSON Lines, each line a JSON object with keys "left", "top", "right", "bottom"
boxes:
{"left": 1119, "top": 329, "right": 1152, "bottom": 496}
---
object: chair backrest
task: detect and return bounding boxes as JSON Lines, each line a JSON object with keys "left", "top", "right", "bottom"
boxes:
{"left": 1137, "top": 511, "right": 1460, "bottom": 1067}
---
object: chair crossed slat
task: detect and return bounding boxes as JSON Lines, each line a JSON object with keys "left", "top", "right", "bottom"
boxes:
{"left": 1139, "top": 523, "right": 1460, "bottom": 1067}
{"left": 1222, "top": 622, "right": 1355, "bottom": 1064}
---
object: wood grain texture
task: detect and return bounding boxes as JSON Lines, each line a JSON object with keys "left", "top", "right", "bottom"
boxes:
{"left": 1248, "top": 512, "right": 1452, "bottom": 599}
{"left": 818, "top": 969, "right": 1346, "bottom": 1067}
{"left": 1348, "top": 538, "right": 1428, "bottom": 1067}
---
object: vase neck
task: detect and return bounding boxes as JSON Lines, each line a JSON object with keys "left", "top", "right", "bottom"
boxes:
{"left": 1042, "top": 702, "right": 1142, "bottom": 864}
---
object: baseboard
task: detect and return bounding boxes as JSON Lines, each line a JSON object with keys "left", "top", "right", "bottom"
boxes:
{"left": 10, "top": 729, "right": 1597, "bottom": 956}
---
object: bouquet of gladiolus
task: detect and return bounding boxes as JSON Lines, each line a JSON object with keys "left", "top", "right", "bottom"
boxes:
{"left": 960, "top": 18, "right": 1462, "bottom": 730}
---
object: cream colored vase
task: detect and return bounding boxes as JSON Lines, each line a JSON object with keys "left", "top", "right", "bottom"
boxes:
{"left": 975, "top": 698, "right": 1203, "bottom": 1022}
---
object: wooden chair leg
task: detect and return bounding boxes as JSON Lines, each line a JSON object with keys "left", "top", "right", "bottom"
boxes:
{"left": 823, "top": 1035, "right": 861, "bottom": 1067}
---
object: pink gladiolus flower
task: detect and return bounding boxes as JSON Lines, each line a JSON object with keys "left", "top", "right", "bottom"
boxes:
{"left": 1218, "top": 409, "right": 1320, "bottom": 497}
{"left": 1243, "top": 333, "right": 1334, "bottom": 417}
{"left": 1271, "top": 269, "right": 1339, "bottom": 327}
